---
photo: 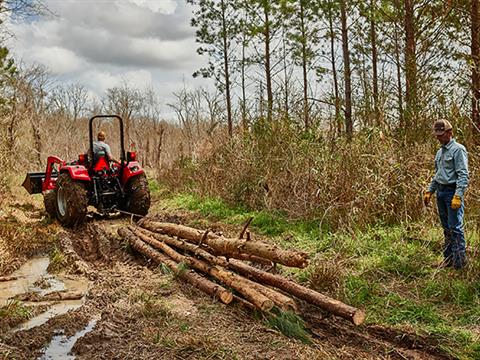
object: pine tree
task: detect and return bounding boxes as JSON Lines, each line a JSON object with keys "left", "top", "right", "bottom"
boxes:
{"left": 188, "top": 0, "right": 239, "bottom": 137}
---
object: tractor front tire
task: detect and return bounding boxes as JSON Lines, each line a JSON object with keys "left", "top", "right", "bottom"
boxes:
{"left": 43, "top": 190, "right": 56, "bottom": 218}
{"left": 55, "top": 173, "right": 88, "bottom": 227}
{"left": 122, "top": 174, "right": 150, "bottom": 216}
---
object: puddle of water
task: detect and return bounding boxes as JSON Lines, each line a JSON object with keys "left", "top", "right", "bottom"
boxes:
{"left": 38, "top": 316, "right": 100, "bottom": 360}
{"left": 13, "top": 301, "right": 84, "bottom": 332}
{"left": 0, "top": 256, "right": 90, "bottom": 332}
{"left": 0, "top": 257, "right": 50, "bottom": 306}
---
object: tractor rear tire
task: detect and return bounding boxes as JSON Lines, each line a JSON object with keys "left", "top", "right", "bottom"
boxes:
{"left": 55, "top": 172, "right": 88, "bottom": 227}
{"left": 122, "top": 174, "right": 150, "bottom": 216}
{"left": 43, "top": 190, "right": 56, "bottom": 218}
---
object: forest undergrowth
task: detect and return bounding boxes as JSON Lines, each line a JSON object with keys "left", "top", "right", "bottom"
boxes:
{"left": 158, "top": 121, "right": 480, "bottom": 358}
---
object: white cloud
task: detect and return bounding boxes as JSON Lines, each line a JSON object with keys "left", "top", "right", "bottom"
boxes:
{"left": 30, "top": 46, "right": 85, "bottom": 74}
{"left": 6, "top": 0, "right": 211, "bottom": 120}
{"left": 128, "top": 0, "right": 177, "bottom": 14}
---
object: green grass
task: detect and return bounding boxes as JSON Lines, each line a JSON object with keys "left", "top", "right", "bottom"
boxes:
{"left": 161, "top": 191, "right": 480, "bottom": 358}
{"left": 265, "top": 309, "right": 311, "bottom": 344}
{"left": 0, "top": 300, "right": 31, "bottom": 320}
{"left": 164, "top": 193, "right": 322, "bottom": 252}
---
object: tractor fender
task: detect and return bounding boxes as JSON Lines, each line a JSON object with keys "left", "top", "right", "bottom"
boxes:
{"left": 60, "top": 165, "right": 91, "bottom": 181}
{"left": 122, "top": 161, "right": 145, "bottom": 185}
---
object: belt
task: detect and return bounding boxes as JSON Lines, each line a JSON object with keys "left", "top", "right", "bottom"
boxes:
{"left": 437, "top": 183, "right": 456, "bottom": 190}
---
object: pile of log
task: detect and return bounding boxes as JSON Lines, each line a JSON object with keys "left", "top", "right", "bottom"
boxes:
{"left": 117, "top": 219, "right": 365, "bottom": 326}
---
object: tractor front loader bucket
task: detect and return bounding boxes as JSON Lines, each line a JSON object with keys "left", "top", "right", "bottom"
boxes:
{"left": 22, "top": 172, "right": 46, "bottom": 194}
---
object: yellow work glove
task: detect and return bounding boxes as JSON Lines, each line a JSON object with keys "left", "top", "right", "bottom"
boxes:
{"left": 451, "top": 195, "right": 462, "bottom": 210}
{"left": 423, "top": 192, "right": 432, "bottom": 207}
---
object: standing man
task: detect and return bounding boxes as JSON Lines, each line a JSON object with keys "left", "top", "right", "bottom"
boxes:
{"left": 424, "top": 119, "right": 469, "bottom": 270}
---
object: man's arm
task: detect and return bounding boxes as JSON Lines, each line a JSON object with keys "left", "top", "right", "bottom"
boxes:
{"left": 454, "top": 147, "right": 469, "bottom": 198}
{"left": 104, "top": 143, "right": 119, "bottom": 163}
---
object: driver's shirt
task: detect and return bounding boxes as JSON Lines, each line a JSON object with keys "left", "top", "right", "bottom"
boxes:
{"left": 93, "top": 141, "right": 112, "bottom": 159}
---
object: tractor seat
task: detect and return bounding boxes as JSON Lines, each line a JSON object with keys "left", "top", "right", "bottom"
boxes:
{"left": 93, "top": 155, "right": 110, "bottom": 173}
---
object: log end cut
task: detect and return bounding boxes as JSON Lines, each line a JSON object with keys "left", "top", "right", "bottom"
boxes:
{"left": 352, "top": 309, "right": 366, "bottom": 326}
{"left": 218, "top": 290, "right": 234, "bottom": 304}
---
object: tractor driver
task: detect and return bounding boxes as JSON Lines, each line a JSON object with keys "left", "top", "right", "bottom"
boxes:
{"left": 92, "top": 130, "right": 120, "bottom": 165}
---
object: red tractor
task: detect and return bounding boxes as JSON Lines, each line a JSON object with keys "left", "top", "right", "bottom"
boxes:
{"left": 22, "top": 115, "right": 150, "bottom": 227}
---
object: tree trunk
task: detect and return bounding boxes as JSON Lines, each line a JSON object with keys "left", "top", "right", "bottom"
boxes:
{"left": 228, "top": 259, "right": 365, "bottom": 325}
{"left": 221, "top": 0, "right": 233, "bottom": 137}
{"left": 404, "top": 0, "right": 417, "bottom": 138}
{"left": 300, "top": 0, "right": 309, "bottom": 130}
{"left": 119, "top": 228, "right": 233, "bottom": 304}
{"left": 241, "top": 21, "right": 248, "bottom": 132}
{"left": 328, "top": 2, "right": 342, "bottom": 137}
{"left": 394, "top": 20, "right": 404, "bottom": 129}
{"left": 264, "top": 5, "right": 273, "bottom": 123}
{"left": 282, "top": 25, "right": 290, "bottom": 119}
{"left": 340, "top": 0, "right": 353, "bottom": 140}
{"left": 472, "top": 0, "right": 480, "bottom": 136}
{"left": 139, "top": 220, "right": 309, "bottom": 268}
{"left": 370, "top": 0, "right": 380, "bottom": 127}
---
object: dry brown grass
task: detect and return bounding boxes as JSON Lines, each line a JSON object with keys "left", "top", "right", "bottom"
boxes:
{"left": 160, "top": 121, "right": 480, "bottom": 230}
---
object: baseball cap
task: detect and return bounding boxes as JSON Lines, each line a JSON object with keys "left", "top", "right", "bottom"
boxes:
{"left": 433, "top": 119, "right": 452, "bottom": 135}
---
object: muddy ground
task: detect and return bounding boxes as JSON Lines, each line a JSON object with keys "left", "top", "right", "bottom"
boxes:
{"left": 0, "top": 195, "right": 455, "bottom": 360}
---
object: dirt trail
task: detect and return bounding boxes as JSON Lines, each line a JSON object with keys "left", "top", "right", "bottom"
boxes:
{"left": 0, "top": 199, "right": 454, "bottom": 359}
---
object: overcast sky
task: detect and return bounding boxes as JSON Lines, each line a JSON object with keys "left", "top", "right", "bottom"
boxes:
{"left": 7, "top": 0, "right": 211, "bottom": 119}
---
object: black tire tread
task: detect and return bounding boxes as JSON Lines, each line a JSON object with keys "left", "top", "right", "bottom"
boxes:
{"left": 123, "top": 174, "right": 150, "bottom": 216}
{"left": 55, "top": 172, "right": 88, "bottom": 227}
{"left": 43, "top": 190, "right": 56, "bottom": 218}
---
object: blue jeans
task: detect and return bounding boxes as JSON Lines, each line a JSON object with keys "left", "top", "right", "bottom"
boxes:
{"left": 436, "top": 187, "right": 467, "bottom": 269}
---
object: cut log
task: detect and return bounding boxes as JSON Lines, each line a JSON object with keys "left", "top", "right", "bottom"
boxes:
{"left": 118, "top": 228, "right": 233, "bottom": 304}
{"left": 233, "top": 295, "right": 257, "bottom": 311}
{"left": 228, "top": 259, "right": 365, "bottom": 325}
{"left": 131, "top": 227, "right": 298, "bottom": 312}
{"left": 131, "top": 226, "right": 229, "bottom": 267}
{"left": 209, "top": 249, "right": 273, "bottom": 266}
{"left": 125, "top": 227, "right": 273, "bottom": 311}
{"left": 139, "top": 220, "right": 309, "bottom": 268}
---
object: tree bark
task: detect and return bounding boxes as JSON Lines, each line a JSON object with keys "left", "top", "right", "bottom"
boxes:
{"left": 404, "top": 0, "right": 417, "bottom": 138}
{"left": 328, "top": 1, "right": 342, "bottom": 137}
{"left": 472, "top": 0, "right": 480, "bottom": 135}
{"left": 139, "top": 220, "right": 309, "bottom": 268}
{"left": 227, "top": 259, "right": 365, "bottom": 325}
{"left": 264, "top": 4, "right": 273, "bottom": 123}
{"left": 340, "top": 0, "right": 353, "bottom": 140}
{"left": 220, "top": 0, "right": 233, "bottom": 137}
{"left": 300, "top": 0, "right": 309, "bottom": 130}
{"left": 370, "top": 0, "right": 380, "bottom": 127}
{"left": 119, "top": 228, "right": 233, "bottom": 304}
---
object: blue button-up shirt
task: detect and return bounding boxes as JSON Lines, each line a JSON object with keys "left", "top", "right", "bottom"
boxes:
{"left": 428, "top": 139, "right": 469, "bottom": 197}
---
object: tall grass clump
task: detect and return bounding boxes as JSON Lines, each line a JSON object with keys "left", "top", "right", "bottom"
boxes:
{"left": 160, "top": 119, "right": 480, "bottom": 230}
